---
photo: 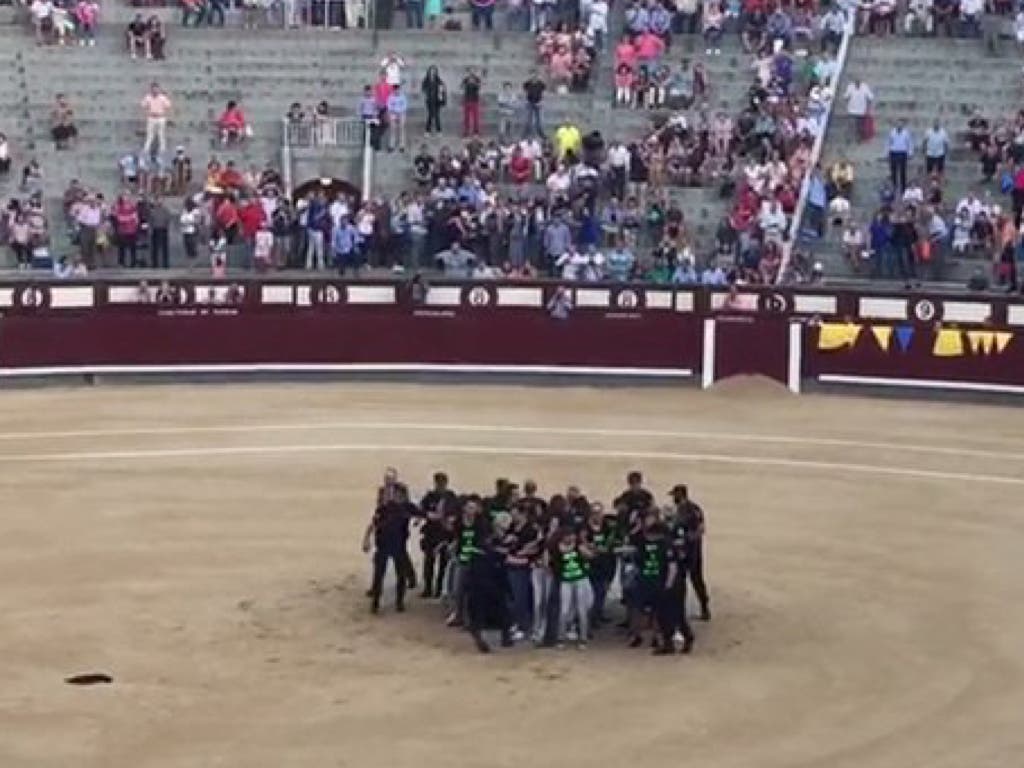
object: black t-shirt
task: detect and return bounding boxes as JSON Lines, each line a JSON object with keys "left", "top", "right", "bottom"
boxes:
{"left": 523, "top": 79, "right": 546, "bottom": 105}
{"left": 373, "top": 501, "right": 415, "bottom": 551}
{"left": 517, "top": 495, "right": 548, "bottom": 523}
{"left": 418, "top": 488, "right": 457, "bottom": 545}
{"left": 128, "top": 20, "right": 147, "bottom": 36}
{"left": 462, "top": 76, "right": 481, "bottom": 103}
{"left": 505, "top": 522, "right": 539, "bottom": 567}
{"left": 614, "top": 487, "right": 653, "bottom": 533}
{"left": 675, "top": 501, "right": 705, "bottom": 552}
{"left": 631, "top": 531, "right": 672, "bottom": 582}
{"left": 414, "top": 153, "right": 435, "bottom": 180}
{"left": 582, "top": 519, "right": 617, "bottom": 578}
{"left": 454, "top": 517, "right": 489, "bottom": 563}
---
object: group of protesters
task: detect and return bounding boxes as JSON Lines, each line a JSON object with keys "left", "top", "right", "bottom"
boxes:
{"left": 363, "top": 469, "right": 710, "bottom": 655}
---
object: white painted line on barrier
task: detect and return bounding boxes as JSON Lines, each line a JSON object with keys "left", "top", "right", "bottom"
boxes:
{"left": 818, "top": 374, "right": 1024, "bottom": 396}
{"left": 0, "top": 363, "right": 694, "bottom": 378}
{"left": 0, "top": 442, "right": 1021, "bottom": 486}
{"left": 787, "top": 322, "right": 802, "bottom": 394}
{"left": 0, "top": 420, "right": 1020, "bottom": 460}
{"left": 702, "top": 318, "right": 715, "bottom": 389}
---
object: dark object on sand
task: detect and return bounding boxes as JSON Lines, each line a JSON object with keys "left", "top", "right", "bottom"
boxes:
{"left": 64, "top": 673, "right": 113, "bottom": 686}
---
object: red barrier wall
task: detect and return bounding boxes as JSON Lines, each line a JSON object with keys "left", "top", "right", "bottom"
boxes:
{"left": 804, "top": 325, "right": 1024, "bottom": 390}
{"left": 0, "top": 306, "right": 703, "bottom": 371}
{"left": 0, "top": 280, "right": 1022, "bottom": 396}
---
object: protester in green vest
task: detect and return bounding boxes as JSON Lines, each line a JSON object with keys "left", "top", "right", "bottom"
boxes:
{"left": 554, "top": 528, "right": 595, "bottom": 649}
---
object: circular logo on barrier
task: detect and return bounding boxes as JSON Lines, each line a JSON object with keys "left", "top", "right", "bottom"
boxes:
{"left": 760, "top": 292, "right": 789, "bottom": 313}
{"left": 616, "top": 289, "right": 639, "bottom": 309}
{"left": 18, "top": 285, "right": 47, "bottom": 308}
{"left": 912, "top": 298, "right": 937, "bottom": 322}
{"left": 467, "top": 286, "right": 491, "bottom": 307}
{"left": 316, "top": 284, "right": 343, "bottom": 305}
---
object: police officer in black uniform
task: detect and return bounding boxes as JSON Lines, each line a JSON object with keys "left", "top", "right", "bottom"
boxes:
{"left": 670, "top": 484, "right": 710, "bottom": 621}
{"left": 363, "top": 483, "right": 417, "bottom": 614}
{"left": 658, "top": 509, "right": 696, "bottom": 655}
{"left": 418, "top": 471, "right": 457, "bottom": 598}
{"left": 376, "top": 468, "right": 417, "bottom": 592}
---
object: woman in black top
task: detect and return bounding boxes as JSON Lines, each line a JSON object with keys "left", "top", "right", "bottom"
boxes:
{"left": 421, "top": 66, "right": 447, "bottom": 135}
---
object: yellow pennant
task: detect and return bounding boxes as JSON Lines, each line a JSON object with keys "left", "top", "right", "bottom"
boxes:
{"left": 995, "top": 331, "right": 1013, "bottom": 354}
{"left": 932, "top": 327, "right": 965, "bottom": 357}
{"left": 818, "top": 322, "right": 862, "bottom": 351}
{"left": 966, "top": 330, "right": 996, "bottom": 355}
{"left": 870, "top": 325, "right": 892, "bottom": 351}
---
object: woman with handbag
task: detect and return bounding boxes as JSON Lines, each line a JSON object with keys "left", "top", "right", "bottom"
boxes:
{"left": 421, "top": 66, "right": 446, "bottom": 135}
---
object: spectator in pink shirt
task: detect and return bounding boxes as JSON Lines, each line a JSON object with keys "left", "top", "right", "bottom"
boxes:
{"left": 549, "top": 45, "right": 573, "bottom": 91}
{"left": 635, "top": 30, "right": 665, "bottom": 65}
{"left": 74, "top": 0, "right": 98, "bottom": 45}
{"left": 615, "top": 36, "right": 638, "bottom": 69}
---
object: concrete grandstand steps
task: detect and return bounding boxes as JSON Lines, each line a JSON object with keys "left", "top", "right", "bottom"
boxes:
{"left": 813, "top": 34, "right": 1021, "bottom": 283}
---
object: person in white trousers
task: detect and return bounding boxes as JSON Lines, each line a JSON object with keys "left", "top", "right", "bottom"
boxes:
{"left": 140, "top": 82, "right": 172, "bottom": 160}
{"left": 555, "top": 531, "right": 595, "bottom": 648}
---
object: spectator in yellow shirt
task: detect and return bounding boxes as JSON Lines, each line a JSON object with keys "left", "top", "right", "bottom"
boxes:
{"left": 554, "top": 121, "right": 582, "bottom": 161}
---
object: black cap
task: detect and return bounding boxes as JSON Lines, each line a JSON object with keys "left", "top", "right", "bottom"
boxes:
{"left": 669, "top": 484, "right": 688, "bottom": 497}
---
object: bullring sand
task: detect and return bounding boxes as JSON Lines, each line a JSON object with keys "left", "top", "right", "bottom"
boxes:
{"left": 0, "top": 382, "right": 1022, "bottom": 768}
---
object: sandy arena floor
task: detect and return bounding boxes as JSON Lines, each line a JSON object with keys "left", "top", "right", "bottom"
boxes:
{"left": 0, "top": 380, "right": 1022, "bottom": 768}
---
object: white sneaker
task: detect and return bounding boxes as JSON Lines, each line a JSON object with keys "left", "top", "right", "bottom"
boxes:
{"left": 391, "top": 264, "right": 405, "bottom": 274}
{"left": 714, "top": 48, "right": 721, "bottom": 55}
{"left": 89, "top": 39, "right": 95, "bottom": 46}
{"left": 512, "top": 629, "right": 525, "bottom": 642}
{"left": 705, "top": 48, "right": 712, "bottom": 54}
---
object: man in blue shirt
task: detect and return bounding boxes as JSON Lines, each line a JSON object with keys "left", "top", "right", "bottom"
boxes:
{"left": 923, "top": 119, "right": 949, "bottom": 176}
{"left": 605, "top": 242, "right": 635, "bottom": 281}
{"left": 385, "top": 85, "right": 408, "bottom": 153}
{"left": 332, "top": 216, "right": 361, "bottom": 274}
{"left": 805, "top": 164, "right": 828, "bottom": 237}
{"left": 887, "top": 119, "right": 913, "bottom": 192}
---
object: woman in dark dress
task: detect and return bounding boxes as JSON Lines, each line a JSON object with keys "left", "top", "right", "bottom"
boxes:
{"left": 421, "top": 66, "right": 447, "bottom": 135}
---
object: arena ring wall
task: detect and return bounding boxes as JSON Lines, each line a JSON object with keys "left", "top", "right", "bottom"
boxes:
{"left": 0, "top": 280, "right": 1022, "bottom": 397}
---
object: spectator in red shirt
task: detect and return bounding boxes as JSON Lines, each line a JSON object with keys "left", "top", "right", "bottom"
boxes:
{"left": 218, "top": 100, "right": 247, "bottom": 146}
{"left": 113, "top": 195, "right": 141, "bottom": 268}
{"left": 508, "top": 147, "right": 532, "bottom": 184}
{"left": 238, "top": 197, "right": 265, "bottom": 269}
{"left": 214, "top": 194, "right": 240, "bottom": 242}
{"left": 218, "top": 160, "right": 244, "bottom": 191}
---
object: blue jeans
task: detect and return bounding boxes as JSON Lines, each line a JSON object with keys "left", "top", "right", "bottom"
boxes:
{"left": 405, "top": 0, "right": 423, "bottom": 27}
{"left": 507, "top": 567, "right": 532, "bottom": 632}
{"left": 589, "top": 573, "right": 610, "bottom": 624}
{"left": 522, "top": 102, "right": 543, "bottom": 138}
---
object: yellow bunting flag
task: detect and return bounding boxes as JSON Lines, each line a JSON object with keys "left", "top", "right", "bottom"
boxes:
{"left": 995, "top": 331, "right": 1013, "bottom": 354}
{"left": 870, "top": 325, "right": 892, "bottom": 352}
{"left": 966, "top": 330, "right": 996, "bottom": 355}
{"left": 818, "top": 322, "right": 862, "bottom": 351}
{"left": 932, "top": 327, "right": 965, "bottom": 357}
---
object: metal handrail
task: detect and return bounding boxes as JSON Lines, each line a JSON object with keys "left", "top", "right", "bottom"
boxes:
{"left": 779, "top": 13, "right": 856, "bottom": 284}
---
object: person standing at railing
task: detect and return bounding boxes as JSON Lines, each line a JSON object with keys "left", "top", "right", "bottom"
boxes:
{"left": 386, "top": 86, "right": 408, "bottom": 152}
{"left": 304, "top": 191, "right": 328, "bottom": 270}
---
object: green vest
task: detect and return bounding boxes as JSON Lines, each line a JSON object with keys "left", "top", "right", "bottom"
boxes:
{"left": 457, "top": 528, "right": 478, "bottom": 564}
{"left": 560, "top": 550, "right": 586, "bottom": 582}
{"left": 640, "top": 541, "right": 663, "bottom": 579}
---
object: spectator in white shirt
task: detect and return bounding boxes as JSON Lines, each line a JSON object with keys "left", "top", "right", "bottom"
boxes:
{"left": 758, "top": 198, "right": 788, "bottom": 245}
{"left": 587, "top": 0, "right": 609, "bottom": 50}
{"left": 141, "top": 82, "right": 172, "bottom": 158}
{"left": 380, "top": 53, "right": 406, "bottom": 88}
{"left": 843, "top": 78, "right": 874, "bottom": 142}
